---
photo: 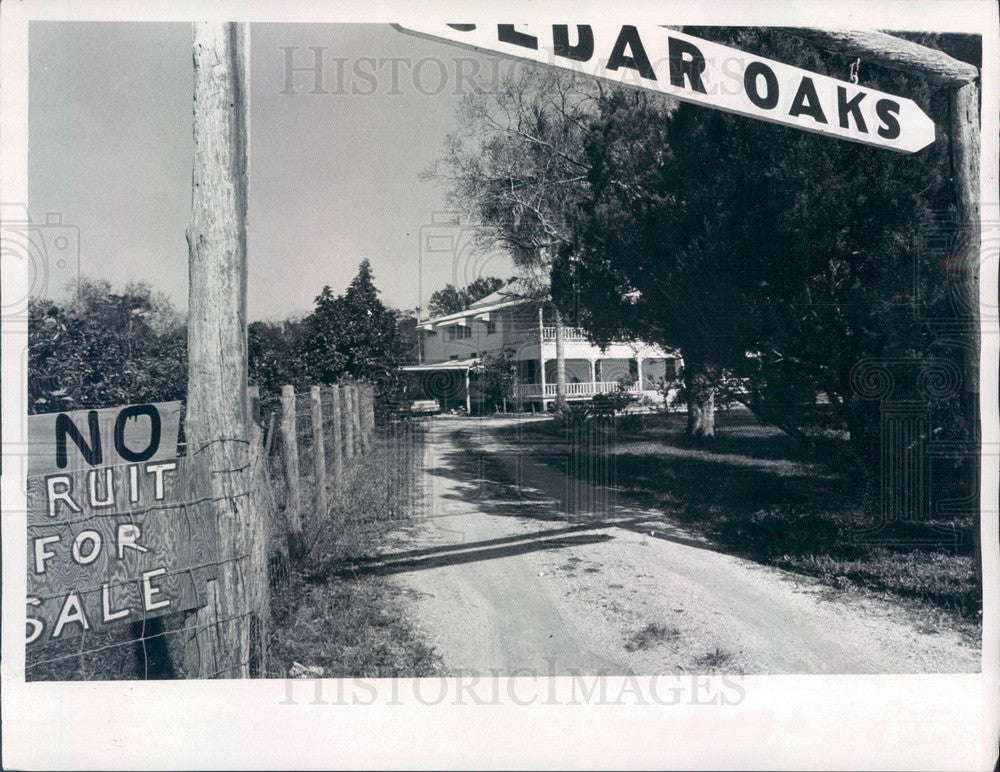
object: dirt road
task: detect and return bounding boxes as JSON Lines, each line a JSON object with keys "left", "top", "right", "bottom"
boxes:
{"left": 378, "top": 417, "right": 979, "bottom": 675}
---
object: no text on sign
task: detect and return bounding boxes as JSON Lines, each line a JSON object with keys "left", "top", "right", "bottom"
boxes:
{"left": 27, "top": 400, "right": 182, "bottom": 475}
{"left": 25, "top": 403, "right": 215, "bottom": 646}
{"left": 392, "top": 23, "right": 936, "bottom": 153}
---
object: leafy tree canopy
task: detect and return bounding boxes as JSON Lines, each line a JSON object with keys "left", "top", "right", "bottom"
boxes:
{"left": 427, "top": 275, "right": 510, "bottom": 317}
{"left": 29, "top": 278, "right": 187, "bottom": 413}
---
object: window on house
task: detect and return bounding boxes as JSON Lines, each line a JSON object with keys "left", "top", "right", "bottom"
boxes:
{"left": 484, "top": 320, "right": 497, "bottom": 335}
{"left": 447, "top": 325, "right": 471, "bottom": 340}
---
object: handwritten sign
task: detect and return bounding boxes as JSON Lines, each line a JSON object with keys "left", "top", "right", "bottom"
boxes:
{"left": 27, "top": 401, "right": 182, "bottom": 475}
{"left": 25, "top": 403, "right": 214, "bottom": 645}
{"left": 392, "top": 23, "right": 936, "bottom": 153}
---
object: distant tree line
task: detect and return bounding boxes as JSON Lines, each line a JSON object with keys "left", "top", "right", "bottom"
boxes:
{"left": 249, "top": 259, "right": 407, "bottom": 414}
{"left": 29, "top": 279, "right": 187, "bottom": 414}
{"left": 30, "top": 260, "right": 409, "bottom": 419}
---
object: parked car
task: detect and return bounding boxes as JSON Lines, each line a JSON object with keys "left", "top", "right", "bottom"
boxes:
{"left": 407, "top": 398, "right": 441, "bottom": 416}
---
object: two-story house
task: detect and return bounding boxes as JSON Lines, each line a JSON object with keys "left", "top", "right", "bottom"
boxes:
{"left": 402, "top": 280, "right": 681, "bottom": 412}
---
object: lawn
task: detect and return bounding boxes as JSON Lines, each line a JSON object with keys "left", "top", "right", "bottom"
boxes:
{"left": 499, "top": 409, "right": 981, "bottom": 630}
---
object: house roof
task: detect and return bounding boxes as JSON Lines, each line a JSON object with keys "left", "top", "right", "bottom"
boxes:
{"left": 401, "top": 357, "right": 479, "bottom": 372}
{"left": 421, "top": 276, "right": 548, "bottom": 326}
{"left": 467, "top": 275, "right": 545, "bottom": 309}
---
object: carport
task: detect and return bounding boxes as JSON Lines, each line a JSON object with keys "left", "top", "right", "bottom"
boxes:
{"left": 401, "top": 357, "right": 478, "bottom": 413}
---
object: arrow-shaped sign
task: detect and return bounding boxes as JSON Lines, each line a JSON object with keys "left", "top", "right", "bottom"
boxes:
{"left": 393, "top": 23, "right": 936, "bottom": 153}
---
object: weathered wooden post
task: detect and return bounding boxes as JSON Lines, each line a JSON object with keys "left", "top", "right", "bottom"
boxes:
{"left": 327, "top": 384, "right": 344, "bottom": 496}
{"left": 357, "top": 382, "right": 370, "bottom": 453}
{"left": 364, "top": 382, "right": 376, "bottom": 448}
{"left": 790, "top": 29, "right": 982, "bottom": 581}
{"left": 341, "top": 380, "right": 355, "bottom": 461}
{"left": 178, "top": 21, "right": 251, "bottom": 678}
{"left": 247, "top": 385, "right": 261, "bottom": 426}
{"left": 280, "top": 385, "right": 303, "bottom": 558}
{"left": 310, "top": 385, "right": 328, "bottom": 517}
{"left": 351, "top": 382, "right": 363, "bottom": 455}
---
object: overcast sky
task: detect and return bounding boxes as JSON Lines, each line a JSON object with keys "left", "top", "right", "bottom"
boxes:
{"left": 29, "top": 21, "right": 516, "bottom": 320}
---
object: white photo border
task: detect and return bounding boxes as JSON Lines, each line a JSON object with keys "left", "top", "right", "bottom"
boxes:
{"left": 2, "top": 1, "right": 997, "bottom": 769}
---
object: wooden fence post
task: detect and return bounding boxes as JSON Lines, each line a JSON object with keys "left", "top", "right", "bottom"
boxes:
{"left": 247, "top": 385, "right": 260, "bottom": 426}
{"left": 327, "top": 384, "right": 343, "bottom": 496}
{"left": 351, "top": 383, "right": 363, "bottom": 455}
{"left": 281, "top": 385, "right": 304, "bottom": 559}
{"left": 341, "top": 381, "right": 355, "bottom": 461}
{"left": 310, "top": 385, "right": 328, "bottom": 517}
{"left": 357, "top": 382, "right": 369, "bottom": 453}
{"left": 364, "top": 382, "right": 376, "bottom": 450}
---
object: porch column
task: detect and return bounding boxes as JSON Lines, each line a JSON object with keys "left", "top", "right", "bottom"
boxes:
{"left": 464, "top": 368, "right": 471, "bottom": 413}
{"left": 590, "top": 359, "right": 597, "bottom": 384}
{"left": 538, "top": 307, "right": 548, "bottom": 409}
{"left": 636, "top": 357, "right": 644, "bottom": 391}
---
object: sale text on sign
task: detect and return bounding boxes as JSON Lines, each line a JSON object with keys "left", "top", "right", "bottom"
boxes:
{"left": 26, "top": 403, "right": 214, "bottom": 645}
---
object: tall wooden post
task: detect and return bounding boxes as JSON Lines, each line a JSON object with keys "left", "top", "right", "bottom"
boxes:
{"left": 310, "top": 385, "right": 328, "bottom": 516}
{"left": 179, "top": 21, "right": 251, "bottom": 679}
{"left": 949, "top": 81, "right": 981, "bottom": 422}
{"left": 359, "top": 382, "right": 372, "bottom": 452}
{"left": 790, "top": 29, "right": 982, "bottom": 582}
{"left": 789, "top": 29, "right": 981, "bottom": 427}
{"left": 364, "top": 383, "right": 376, "bottom": 445}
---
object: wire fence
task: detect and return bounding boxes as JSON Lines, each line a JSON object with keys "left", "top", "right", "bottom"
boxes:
{"left": 25, "top": 379, "right": 418, "bottom": 681}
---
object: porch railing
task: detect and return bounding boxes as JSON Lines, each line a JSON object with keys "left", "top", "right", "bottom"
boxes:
{"left": 515, "top": 381, "right": 645, "bottom": 400}
{"left": 540, "top": 326, "right": 589, "bottom": 341}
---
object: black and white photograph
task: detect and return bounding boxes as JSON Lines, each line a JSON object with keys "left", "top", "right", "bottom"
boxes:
{"left": 2, "top": 2, "right": 998, "bottom": 769}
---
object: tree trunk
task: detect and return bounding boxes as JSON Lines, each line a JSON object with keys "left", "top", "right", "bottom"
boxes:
{"left": 553, "top": 308, "right": 568, "bottom": 417}
{"left": 845, "top": 397, "right": 882, "bottom": 518}
{"left": 683, "top": 354, "right": 715, "bottom": 438}
{"left": 177, "top": 21, "right": 251, "bottom": 679}
{"left": 950, "top": 80, "right": 981, "bottom": 594}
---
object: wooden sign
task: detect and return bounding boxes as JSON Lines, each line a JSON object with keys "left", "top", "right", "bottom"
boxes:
{"left": 25, "top": 404, "right": 215, "bottom": 645}
{"left": 27, "top": 401, "right": 182, "bottom": 476}
{"left": 392, "top": 23, "right": 936, "bottom": 153}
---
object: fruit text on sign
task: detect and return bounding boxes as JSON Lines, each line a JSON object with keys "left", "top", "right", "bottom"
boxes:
{"left": 25, "top": 403, "right": 216, "bottom": 645}
{"left": 392, "top": 23, "right": 936, "bottom": 153}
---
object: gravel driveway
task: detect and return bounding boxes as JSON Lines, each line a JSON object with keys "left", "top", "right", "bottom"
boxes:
{"left": 379, "top": 417, "right": 980, "bottom": 675}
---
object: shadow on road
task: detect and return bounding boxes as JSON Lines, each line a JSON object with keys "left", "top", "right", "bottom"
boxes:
{"left": 335, "top": 531, "right": 614, "bottom": 579}
{"left": 419, "top": 421, "right": 724, "bottom": 556}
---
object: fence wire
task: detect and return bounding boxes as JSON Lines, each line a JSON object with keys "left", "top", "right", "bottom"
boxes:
{"left": 25, "top": 379, "right": 407, "bottom": 682}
